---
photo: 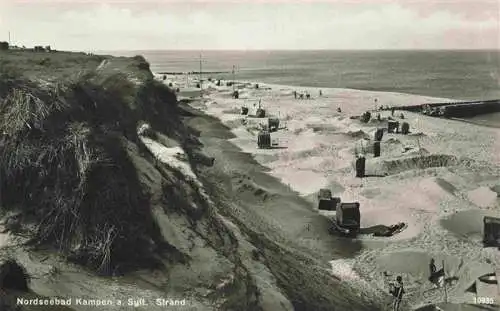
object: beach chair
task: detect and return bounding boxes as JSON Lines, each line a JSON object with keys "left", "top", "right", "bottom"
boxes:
{"left": 318, "top": 196, "right": 341, "bottom": 211}
{"left": 374, "top": 128, "right": 384, "bottom": 141}
{"left": 355, "top": 156, "right": 366, "bottom": 178}
{"left": 373, "top": 141, "right": 381, "bottom": 157}
{"left": 483, "top": 216, "right": 500, "bottom": 247}
{"left": 335, "top": 202, "right": 361, "bottom": 235}
{"left": 268, "top": 118, "right": 280, "bottom": 132}
{"left": 401, "top": 122, "right": 410, "bottom": 135}
{"left": 257, "top": 131, "right": 271, "bottom": 149}
{"left": 388, "top": 121, "right": 399, "bottom": 133}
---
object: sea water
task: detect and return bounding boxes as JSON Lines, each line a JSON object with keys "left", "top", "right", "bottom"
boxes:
{"left": 109, "top": 49, "right": 500, "bottom": 126}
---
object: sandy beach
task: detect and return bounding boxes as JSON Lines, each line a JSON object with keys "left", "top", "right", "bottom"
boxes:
{"left": 161, "top": 73, "right": 500, "bottom": 309}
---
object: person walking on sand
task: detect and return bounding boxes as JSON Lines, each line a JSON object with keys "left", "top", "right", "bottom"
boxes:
{"left": 429, "top": 259, "right": 445, "bottom": 288}
{"left": 391, "top": 276, "right": 404, "bottom": 311}
{"left": 293, "top": 90, "right": 297, "bottom": 99}
{"left": 429, "top": 258, "right": 437, "bottom": 276}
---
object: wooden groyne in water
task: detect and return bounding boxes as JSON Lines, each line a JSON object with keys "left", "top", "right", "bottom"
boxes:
{"left": 387, "top": 99, "right": 500, "bottom": 118}
{"left": 157, "top": 71, "right": 230, "bottom": 75}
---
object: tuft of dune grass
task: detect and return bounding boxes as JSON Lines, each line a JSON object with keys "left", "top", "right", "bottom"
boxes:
{"left": 0, "top": 64, "right": 180, "bottom": 274}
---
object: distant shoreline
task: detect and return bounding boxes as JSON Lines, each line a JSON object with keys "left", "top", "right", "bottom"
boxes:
{"left": 155, "top": 72, "right": 500, "bottom": 128}
{"left": 157, "top": 71, "right": 230, "bottom": 75}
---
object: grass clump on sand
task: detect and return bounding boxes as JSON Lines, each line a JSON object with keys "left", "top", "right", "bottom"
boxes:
{"left": 0, "top": 64, "right": 180, "bottom": 275}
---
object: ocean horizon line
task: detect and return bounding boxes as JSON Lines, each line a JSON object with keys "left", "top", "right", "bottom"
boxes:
{"left": 99, "top": 48, "right": 500, "bottom": 54}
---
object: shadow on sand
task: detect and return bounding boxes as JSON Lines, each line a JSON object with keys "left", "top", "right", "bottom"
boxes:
{"left": 265, "top": 146, "right": 288, "bottom": 150}
{"left": 362, "top": 174, "right": 388, "bottom": 178}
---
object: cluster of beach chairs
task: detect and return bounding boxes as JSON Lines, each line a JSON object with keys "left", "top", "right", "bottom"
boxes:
{"left": 293, "top": 90, "right": 316, "bottom": 100}
{"left": 354, "top": 110, "right": 412, "bottom": 177}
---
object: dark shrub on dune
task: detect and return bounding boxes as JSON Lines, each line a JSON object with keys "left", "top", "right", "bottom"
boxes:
{"left": 0, "top": 41, "right": 9, "bottom": 50}
{"left": 132, "top": 55, "right": 151, "bottom": 71}
{"left": 135, "top": 78, "right": 179, "bottom": 136}
{"left": 0, "top": 67, "right": 179, "bottom": 274}
{"left": 131, "top": 55, "right": 147, "bottom": 62}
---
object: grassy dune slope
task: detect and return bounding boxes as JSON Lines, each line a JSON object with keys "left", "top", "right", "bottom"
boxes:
{"left": 0, "top": 53, "right": 175, "bottom": 273}
{"left": 0, "top": 51, "right": 261, "bottom": 311}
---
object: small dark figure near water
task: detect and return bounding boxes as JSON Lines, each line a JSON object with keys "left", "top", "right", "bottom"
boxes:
{"left": 319, "top": 90, "right": 322, "bottom": 96}
{"left": 390, "top": 276, "right": 404, "bottom": 311}
{"left": 293, "top": 91, "right": 297, "bottom": 99}
{"left": 377, "top": 113, "right": 381, "bottom": 121}
{"left": 306, "top": 93, "right": 311, "bottom": 100}
{"left": 391, "top": 107, "right": 395, "bottom": 116}
{"left": 299, "top": 93, "right": 304, "bottom": 100}
{"left": 337, "top": 107, "right": 342, "bottom": 113}
{"left": 400, "top": 113, "right": 405, "bottom": 119}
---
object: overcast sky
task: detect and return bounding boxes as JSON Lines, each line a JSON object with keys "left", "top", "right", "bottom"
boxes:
{"left": 0, "top": 0, "right": 499, "bottom": 51}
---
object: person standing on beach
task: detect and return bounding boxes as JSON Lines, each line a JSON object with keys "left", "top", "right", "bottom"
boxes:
{"left": 392, "top": 276, "right": 404, "bottom": 311}
{"left": 429, "top": 258, "right": 437, "bottom": 276}
{"left": 319, "top": 90, "right": 322, "bottom": 96}
{"left": 429, "top": 259, "right": 445, "bottom": 288}
{"left": 293, "top": 91, "right": 297, "bottom": 99}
